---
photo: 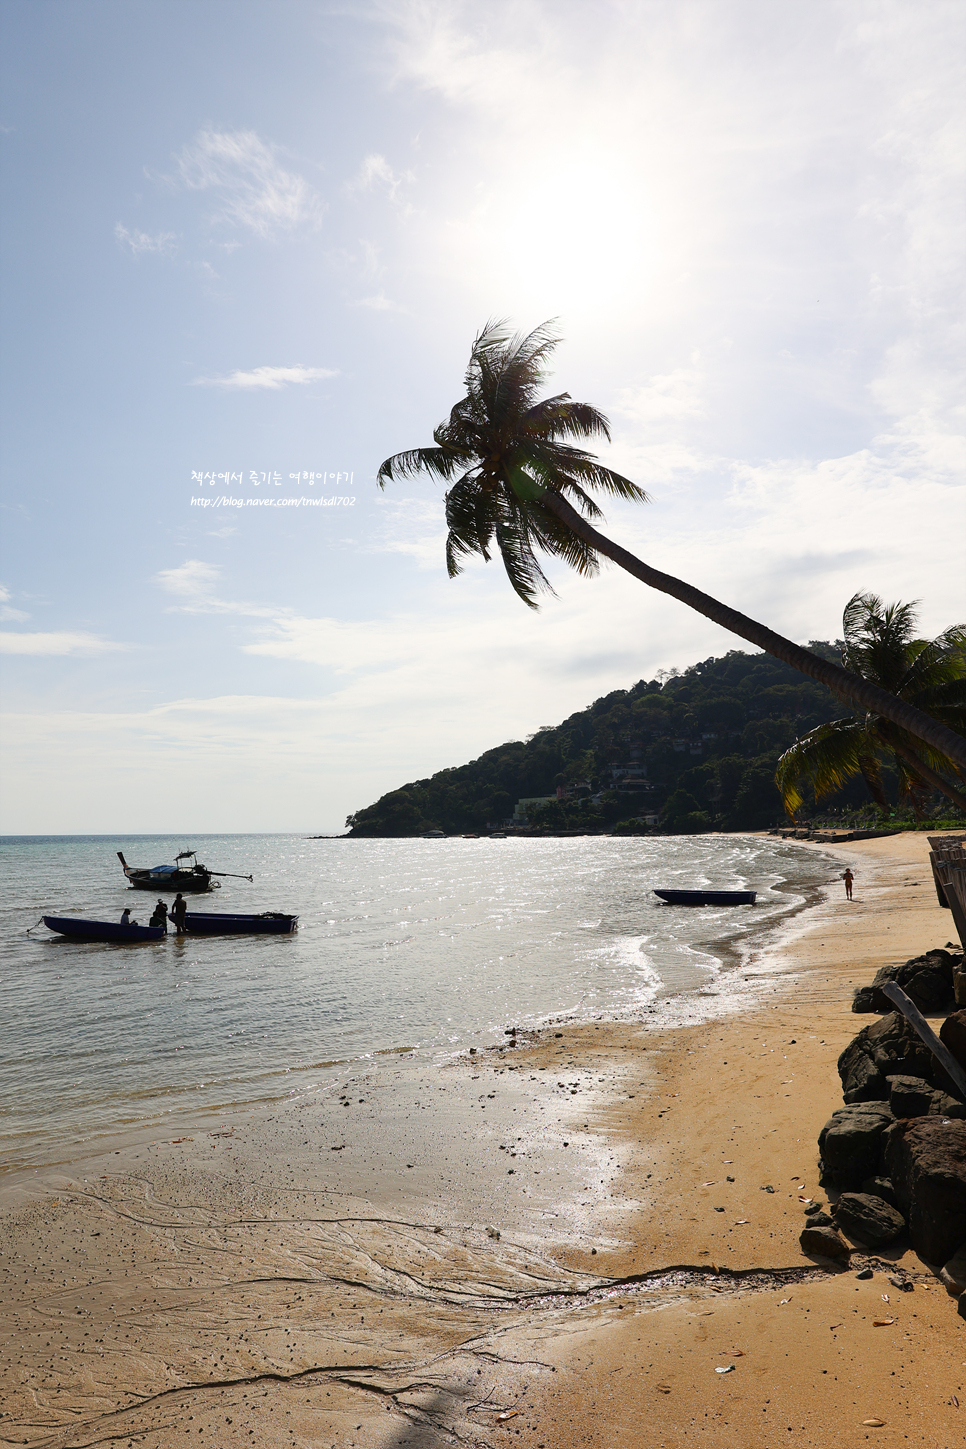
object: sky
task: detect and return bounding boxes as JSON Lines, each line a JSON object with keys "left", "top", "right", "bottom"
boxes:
{"left": 0, "top": 0, "right": 963, "bottom": 834}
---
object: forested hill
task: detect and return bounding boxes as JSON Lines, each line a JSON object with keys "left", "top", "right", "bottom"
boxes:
{"left": 345, "top": 643, "right": 872, "bottom": 837}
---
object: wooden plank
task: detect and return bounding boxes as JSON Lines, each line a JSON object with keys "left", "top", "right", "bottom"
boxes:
{"left": 881, "top": 981, "right": 966, "bottom": 1104}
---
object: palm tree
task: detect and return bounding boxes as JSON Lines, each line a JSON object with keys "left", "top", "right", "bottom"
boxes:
{"left": 377, "top": 320, "right": 966, "bottom": 772}
{"left": 775, "top": 594, "right": 966, "bottom": 819}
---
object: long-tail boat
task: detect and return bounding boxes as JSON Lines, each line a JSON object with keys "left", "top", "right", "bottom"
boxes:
{"left": 43, "top": 915, "right": 165, "bottom": 943}
{"left": 653, "top": 888, "right": 756, "bottom": 906}
{"left": 169, "top": 910, "right": 298, "bottom": 936}
{"left": 117, "top": 849, "right": 253, "bottom": 893}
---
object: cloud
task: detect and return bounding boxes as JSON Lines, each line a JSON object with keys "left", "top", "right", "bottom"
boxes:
{"left": 348, "top": 294, "right": 395, "bottom": 311}
{"left": 114, "top": 222, "right": 178, "bottom": 256}
{"left": 175, "top": 129, "right": 323, "bottom": 238}
{"left": 155, "top": 559, "right": 221, "bottom": 599}
{"left": 191, "top": 364, "right": 338, "bottom": 390}
{"left": 0, "top": 631, "right": 125, "bottom": 655}
{"left": 348, "top": 152, "right": 414, "bottom": 201}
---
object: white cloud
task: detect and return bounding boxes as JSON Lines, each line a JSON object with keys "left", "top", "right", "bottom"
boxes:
{"left": 175, "top": 129, "right": 323, "bottom": 237}
{"left": 114, "top": 222, "right": 178, "bottom": 256}
{"left": 348, "top": 294, "right": 395, "bottom": 311}
{"left": 0, "top": 631, "right": 125, "bottom": 656}
{"left": 348, "top": 152, "right": 413, "bottom": 201}
{"left": 191, "top": 364, "right": 338, "bottom": 390}
{"left": 155, "top": 559, "right": 221, "bottom": 599}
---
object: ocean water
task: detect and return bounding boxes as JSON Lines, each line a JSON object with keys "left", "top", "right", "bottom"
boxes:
{"left": 0, "top": 833, "right": 834, "bottom": 1168}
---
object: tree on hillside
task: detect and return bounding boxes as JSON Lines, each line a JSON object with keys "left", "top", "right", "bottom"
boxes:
{"left": 377, "top": 321, "right": 966, "bottom": 772}
{"left": 775, "top": 593, "right": 966, "bottom": 820}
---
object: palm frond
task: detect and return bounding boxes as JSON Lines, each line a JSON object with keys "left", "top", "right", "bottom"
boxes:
{"left": 774, "top": 718, "right": 878, "bottom": 816}
{"left": 377, "top": 446, "right": 465, "bottom": 488}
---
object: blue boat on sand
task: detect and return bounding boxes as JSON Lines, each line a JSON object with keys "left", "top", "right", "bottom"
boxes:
{"left": 43, "top": 915, "right": 166, "bottom": 943}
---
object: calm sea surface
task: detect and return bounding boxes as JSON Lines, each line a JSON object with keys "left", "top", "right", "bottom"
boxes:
{"left": 0, "top": 834, "right": 833, "bottom": 1168}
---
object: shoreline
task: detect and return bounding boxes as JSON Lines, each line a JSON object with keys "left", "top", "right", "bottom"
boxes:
{"left": 1, "top": 832, "right": 963, "bottom": 1446}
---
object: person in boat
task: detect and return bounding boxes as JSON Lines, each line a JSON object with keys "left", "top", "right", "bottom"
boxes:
{"left": 172, "top": 893, "right": 188, "bottom": 933}
{"left": 149, "top": 899, "right": 168, "bottom": 930}
{"left": 120, "top": 907, "right": 138, "bottom": 926}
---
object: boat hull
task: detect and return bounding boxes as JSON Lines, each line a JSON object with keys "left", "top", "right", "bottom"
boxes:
{"left": 123, "top": 869, "right": 213, "bottom": 892}
{"left": 171, "top": 912, "right": 298, "bottom": 936}
{"left": 43, "top": 915, "right": 166, "bottom": 942}
{"left": 653, "top": 889, "right": 756, "bottom": 907}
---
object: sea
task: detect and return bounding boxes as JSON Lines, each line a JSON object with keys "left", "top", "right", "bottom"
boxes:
{"left": 0, "top": 833, "right": 835, "bottom": 1171}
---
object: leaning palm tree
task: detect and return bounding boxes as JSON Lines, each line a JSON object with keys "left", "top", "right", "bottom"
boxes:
{"left": 377, "top": 320, "right": 966, "bottom": 771}
{"left": 776, "top": 594, "right": 966, "bottom": 819}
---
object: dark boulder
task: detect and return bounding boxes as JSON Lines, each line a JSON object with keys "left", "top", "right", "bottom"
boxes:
{"left": 940, "top": 1010, "right": 966, "bottom": 1076}
{"left": 799, "top": 1224, "right": 850, "bottom": 1261}
{"left": 861, "top": 1175, "right": 899, "bottom": 1209}
{"left": 838, "top": 1013, "right": 936, "bottom": 1098}
{"left": 818, "top": 1103, "right": 895, "bottom": 1191}
{"left": 832, "top": 1192, "right": 906, "bottom": 1247}
{"left": 889, "top": 1075, "right": 942, "bottom": 1118}
{"left": 884, "top": 1117, "right": 966, "bottom": 1264}
{"left": 843, "top": 1053, "right": 890, "bottom": 1104}
{"left": 852, "top": 950, "right": 958, "bottom": 1015}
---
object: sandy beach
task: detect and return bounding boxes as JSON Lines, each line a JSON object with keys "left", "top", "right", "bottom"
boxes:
{"left": 2, "top": 831, "right": 964, "bottom": 1448}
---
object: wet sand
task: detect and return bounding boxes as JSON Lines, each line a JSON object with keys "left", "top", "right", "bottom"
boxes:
{"left": 1, "top": 832, "right": 963, "bottom": 1447}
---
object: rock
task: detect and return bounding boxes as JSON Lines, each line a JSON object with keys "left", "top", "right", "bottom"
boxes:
{"left": 818, "top": 1103, "right": 896, "bottom": 1191}
{"left": 804, "top": 1211, "right": 834, "bottom": 1228}
{"left": 833, "top": 1192, "right": 906, "bottom": 1247}
{"left": 861, "top": 1175, "right": 899, "bottom": 1209}
{"left": 884, "top": 1117, "right": 966, "bottom": 1264}
{"left": 800, "top": 1224, "right": 850, "bottom": 1261}
{"left": 939, "top": 1010, "right": 966, "bottom": 1076}
{"left": 938, "top": 1243, "right": 966, "bottom": 1296}
{"left": 804, "top": 1200, "right": 826, "bottom": 1215}
{"left": 852, "top": 986, "right": 879, "bottom": 1014}
{"left": 889, "top": 1075, "right": 942, "bottom": 1118}
{"left": 843, "top": 1053, "right": 890, "bottom": 1104}
{"left": 855, "top": 1267, "right": 874, "bottom": 1279}
{"left": 953, "top": 961, "right": 966, "bottom": 1009}
{"left": 838, "top": 1013, "right": 935, "bottom": 1100}
{"left": 857, "top": 951, "right": 958, "bottom": 1015}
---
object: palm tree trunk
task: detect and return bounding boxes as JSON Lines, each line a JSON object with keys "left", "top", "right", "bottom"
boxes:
{"left": 886, "top": 738, "right": 966, "bottom": 815}
{"left": 538, "top": 490, "right": 966, "bottom": 771}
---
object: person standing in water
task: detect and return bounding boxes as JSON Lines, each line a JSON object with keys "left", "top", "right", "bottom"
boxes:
{"left": 172, "top": 893, "right": 188, "bottom": 933}
{"left": 843, "top": 868, "right": 854, "bottom": 900}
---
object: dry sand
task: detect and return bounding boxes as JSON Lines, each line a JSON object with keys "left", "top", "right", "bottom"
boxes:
{"left": 1, "top": 832, "right": 964, "bottom": 1447}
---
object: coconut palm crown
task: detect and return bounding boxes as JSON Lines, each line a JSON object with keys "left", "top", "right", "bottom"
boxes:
{"left": 377, "top": 320, "right": 966, "bottom": 775}
{"left": 377, "top": 320, "right": 647, "bottom": 606}
{"left": 775, "top": 593, "right": 966, "bottom": 819}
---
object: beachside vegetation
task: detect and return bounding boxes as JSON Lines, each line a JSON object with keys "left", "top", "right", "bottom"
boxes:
{"left": 377, "top": 321, "right": 966, "bottom": 773}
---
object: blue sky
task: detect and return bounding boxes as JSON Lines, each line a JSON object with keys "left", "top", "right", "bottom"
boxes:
{"left": 1, "top": 0, "right": 963, "bottom": 833}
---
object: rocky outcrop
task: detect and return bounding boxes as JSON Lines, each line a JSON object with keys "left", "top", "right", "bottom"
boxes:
{"left": 832, "top": 1192, "right": 906, "bottom": 1247}
{"left": 884, "top": 1117, "right": 966, "bottom": 1265}
{"left": 852, "top": 949, "right": 962, "bottom": 1015}
{"left": 838, "top": 1013, "right": 934, "bottom": 1101}
{"left": 888, "top": 1075, "right": 966, "bottom": 1120}
{"left": 818, "top": 1102, "right": 896, "bottom": 1191}
{"left": 940, "top": 1010, "right": 966, "bottom": 1074}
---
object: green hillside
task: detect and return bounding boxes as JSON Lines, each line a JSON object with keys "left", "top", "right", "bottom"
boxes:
{"left": 345, "top": 644, "right": 888, "bottom": 837}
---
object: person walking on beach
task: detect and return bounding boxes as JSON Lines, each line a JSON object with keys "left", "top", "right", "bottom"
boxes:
{"left": 843, "top": 868, "right": 854, "bottom": 901}
{"left": 172, "top": 893, "right": 188, "bottom": 933}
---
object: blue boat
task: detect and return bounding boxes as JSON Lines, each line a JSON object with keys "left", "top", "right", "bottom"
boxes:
{"left": 653, "top": 889, "right": 756, "bottom": 907}
{"left": 43, "top": 915, "right": 166, "bottom": 943}
{"left": 170, "top": 911, "right": 298, "bottom": 936}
